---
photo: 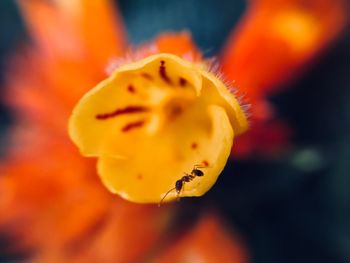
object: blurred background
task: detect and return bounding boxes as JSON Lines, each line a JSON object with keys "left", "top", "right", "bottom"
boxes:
{"left": 0, "top": 0, "right": 350, "bottom": 262}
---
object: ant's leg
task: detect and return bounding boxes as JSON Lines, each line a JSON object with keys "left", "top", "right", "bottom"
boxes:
{"left": 176, "top": 188, "right": 182, "bottom": 202}
{"left": 175, "top": 179, "right": 184, "bottom": 202}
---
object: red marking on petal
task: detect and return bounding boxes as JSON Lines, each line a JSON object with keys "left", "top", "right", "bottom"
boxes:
{"left": 179, "top": 77, "right": 187, "bottom": 87}
{"left": 202, "top": 160, "right": 209, "bottom": 167}
{"left": 127, "top": 85, "right": 136, "bottom": 93}
{"left": 167, "top": 104, "right": 183, "bottom": 121}
{"left": 159, "top": 60, "right": 172, "bottom": 84}
{"left": 96, "top": 106, "right": 149, "bottom": 120}
{"left": 191, "top": 143, "right": 198, "bottom": 149}
{"left": 141, "top": 72, "right": 153, "bottom": 80}
{"left": 121, "top": 120, "right": 145, "bottom": 132}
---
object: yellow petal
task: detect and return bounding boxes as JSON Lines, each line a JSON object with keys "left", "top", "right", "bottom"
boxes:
{"left": 98, "top": 105, "right": 234, "bottom": 203}
{"left": 200, "top": 70, "right": 248, "bottom": 135}
{"left": 68, "top": 53, "right": 248, "bottom": 203}
{"left": 68, "top": 53, "right": 202, "bottom": 158}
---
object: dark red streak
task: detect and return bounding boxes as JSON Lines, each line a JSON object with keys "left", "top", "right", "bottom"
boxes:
{"left": 159, "top": 60, "right": 172, "bottom": 84}
{"left": 141, "top": 72, "right": 153, "bottom": 80}
{"left": 179, "top": 77, "right": 187, "bottom": 87}
{"left": 121, "top": 120, "right": 145, "bottom": 132}
{"left": 127, "top": 85, "right": 136, "bottom": 93}
{"left": 96, "top": 106, "right": 149, "bottom": 120}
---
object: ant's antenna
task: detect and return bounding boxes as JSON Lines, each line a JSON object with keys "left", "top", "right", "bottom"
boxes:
{"left": 158, "top": 187, "right": 176, "bottom": 207}
{"left": 193, "top": 164, "right": 210, "bottom": 169}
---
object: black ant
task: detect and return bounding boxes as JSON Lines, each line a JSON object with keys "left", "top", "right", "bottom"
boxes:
{"left": 158, "top": 165, "right": 206, "bottom": 206}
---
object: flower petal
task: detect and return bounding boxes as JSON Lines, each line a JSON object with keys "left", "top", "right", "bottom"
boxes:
{"left": 221, "top": 0, "right": 348, "bottom": 96}
{"left": 69, "top": 54, "right": 203, "bottom": 157}
{"left": 97, "top": 105, "right": 234, "bottom": 203}
{"left": 153, "top": 214, "right": 249, "bottom": 263}
{"left": 200, "top": 70, "right": 248, "bottom": 135}
{"left": 69, "top": 53, "right": 248, "bottom": 203}
{"left": 17, "top": 0, "right": 126, "bottom": 69}
{"left": 154, "top": 31, "right": 202, "bottom": 61}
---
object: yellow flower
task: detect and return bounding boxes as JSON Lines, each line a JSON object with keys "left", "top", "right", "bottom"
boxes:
{"left": 69, "top": 53, "right": 248, "bottom": 203}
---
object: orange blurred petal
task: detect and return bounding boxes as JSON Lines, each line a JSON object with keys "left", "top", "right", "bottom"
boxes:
{"left": 154, "top": 213, "right": 249, "bottom": 263}
{"left": 155, "top": 31, "right": 202, "bottom": 61}
{"left": 17, "top": 0, "right": 126, "bottom": 71}
{"left": 221, "top": 0, "right": 348, "bottom": 156}
{"left": 0, "top": 134, "right": 174, "bottom": 262}
{"left": 221, "top": 0, "right": 348, "bottom": 96}
{"left": 233, "top": 119, "right": 292, "bottom": 157}
{"left": 2, "top": 1, "right": 251, "bottom": 259}
{"left": 1, "top": 2, "right": 179, "bottom": 260}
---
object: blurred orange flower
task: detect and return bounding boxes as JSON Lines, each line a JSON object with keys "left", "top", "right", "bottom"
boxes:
{"left": 221, "top": 0, "right": 348, "bottom": 157}
{"left": 0, "top": 0, "right": 347, "bottom": 261}
{"left": 0, "top": 1, "right": 174, "bottom": 261}
{"left": 154, "top": 213, "right": 249, "bottom": 263}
